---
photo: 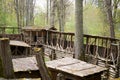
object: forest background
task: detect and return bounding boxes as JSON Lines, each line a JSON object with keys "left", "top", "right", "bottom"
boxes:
{"left": 0, "top": 0, "right": 120, "bottom": 38}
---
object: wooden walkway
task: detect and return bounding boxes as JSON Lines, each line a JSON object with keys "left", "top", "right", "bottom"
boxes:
{"left": 46, "top": 57, "right": 106, "bottom": 77}
{"left": 12, "top": 57, "right": 106, "bottom": 80}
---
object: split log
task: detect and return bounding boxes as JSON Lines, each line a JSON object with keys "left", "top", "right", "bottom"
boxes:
{"left": 0, "top": 38, "right": 14, "bottom": 78}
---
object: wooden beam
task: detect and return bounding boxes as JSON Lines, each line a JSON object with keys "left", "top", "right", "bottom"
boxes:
{"left": 0, "top": 38, "right": 14, "bottom": 78}
{"left": 35, "top": 47, "right": 52, "bottom": 80}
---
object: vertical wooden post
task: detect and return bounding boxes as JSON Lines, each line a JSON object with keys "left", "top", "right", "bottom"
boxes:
{"left": 115, "top": 43, "right": 120, "bottom": 78}
{"left": 12, "top": 28, "right": 15, "bottom": 34}
{"left": 30, "top": 31, "right": 32, "bottom": 54}
{"left": 51, "top": 49, "right": 56, "bottom": 60}
{"left": 30, "top": 31, "right": 32, "bottom": 45}
{"left": 0, "top": 38, "right": 14, "bottom": 78}
{"left": 25, "top": 47, "right": 28, "bottom": 56}
{"left": 49, "top": 49, "right": 56, "bottom": 60}
{"left": 3, "top": 27, "right": 6, "bottom": 37}
{"left": 35, "top": 47, "right": 52, "bottom": 80}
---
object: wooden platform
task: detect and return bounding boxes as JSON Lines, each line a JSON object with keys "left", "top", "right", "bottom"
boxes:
{"left": 12, "top": 56, "right": 106, "bottom": 73}
{"left": 12, "top": 57, "right": 107, "bottom": 80}
{"left": 46, "top": 57, "right": 107, "bottom": 80}
{"left": 12, "top": 56, "right": 38, "bottom": 72}
{"left": 46, "top": 57, "right": 106, "bottom": 77}
{"left": 10, "top": 40, "right": 31, "bottom": 47}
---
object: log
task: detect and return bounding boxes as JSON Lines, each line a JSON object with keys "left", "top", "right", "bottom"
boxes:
{"left": 34, "top": 47, "right": 52, "bottom": 80}
{"left": 50, "top": 49, "right": 56, "bottom": 60}
{"left": 0, "top": 38, "right": 14, "bottom": 78}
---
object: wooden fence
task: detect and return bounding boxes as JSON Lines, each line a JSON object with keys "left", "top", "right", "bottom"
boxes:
{"left": 43, "top": 30, "right": 120, "bottom": 78}
{"left": 0, "top": 27, "right": 21, "bottom": 34}
{"left": 0, "top": 27, "right": 22, "bottom": 40}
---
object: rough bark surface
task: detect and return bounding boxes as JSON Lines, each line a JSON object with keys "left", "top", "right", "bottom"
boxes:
{"left": 50, "top": 0, "right": 56, "bottom": 27}
{"left": 104, "top": 0, "right": 115, "bottom": 38}
{"left": 75, "top": 0, "right": 85, "bottom": 60}
{"left": 0, "top": 38, "right": 14, "bottom": 78}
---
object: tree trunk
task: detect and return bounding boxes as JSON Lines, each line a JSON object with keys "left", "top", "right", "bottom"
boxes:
{"left": 50, "top": 0, "right": 56, "bottom": 27}
{"left": 57, "top": 0, "right": 65, "bottom": 32}
{"left": 57, "top": 0, "right": 62, "bottom": 31}
{"left": 46, "top": 0, "right": 49, "bottom": 25}
{"left": 113, "top": 0, "right": 120, "bottom": 29}
{"left": 14, "top": 0, "right": 35, "bottom": 28}
{"left": 75, "top": 0, "right": 85, "bottom": 60}
{"left": 14, "top": 0, "right": 20, "bottom": 32}
{"left": 104, "top": 0, "right": 115, "bottom": 38}
{"left": 113, "top": 0, "right": 119, "bottom": 20}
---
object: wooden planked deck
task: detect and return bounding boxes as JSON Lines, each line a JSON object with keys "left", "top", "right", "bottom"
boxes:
{"left": 12, "top": 56, "right": 38, "bottom": 72}
{"left": 12, "top": 56, "right": 106, "bottom": 78}
{"left": 46, "top": 57, "right": 107, "bottom": 77}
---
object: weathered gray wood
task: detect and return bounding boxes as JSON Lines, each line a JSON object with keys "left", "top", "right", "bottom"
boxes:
{"left": 0, "top": 38, "right": 14, "bottom": 78}
{"left": 35, "top": 47, "right": 52, "bottom": 80}
{"left": 12, "top": 57, "right": 38, "bottom": 72}
{"left": 50, "top": 49, "right": 56, "bottom": 60}
{"left": 46, "top": 57, "right": 106, "bottom": 78}
{"left": 75, "top": 0, "right": 85, "bottom": 60}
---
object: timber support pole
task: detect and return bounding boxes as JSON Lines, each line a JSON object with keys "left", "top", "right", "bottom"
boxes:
{"left": 0, "top": 38, "right": 14, "bottom": 78}
{"left": 34, "top": 47, "right": 52, "bottom": 80}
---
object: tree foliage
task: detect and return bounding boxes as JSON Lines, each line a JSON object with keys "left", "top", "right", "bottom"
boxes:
{"left": 14, "top": 0, "right": 35, "bottom": 29}
{"left": 0, "top": 0, "right": 120, "bottom": 38}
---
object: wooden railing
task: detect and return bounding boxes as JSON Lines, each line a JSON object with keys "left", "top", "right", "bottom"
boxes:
{"left": 0, "top": 27, "right": 21, "bottom": 34}
{"left": 44, "top": 30, "right": 75, "bottom": 54}
{"left": 43, "top": 30, "right": 120, "bottom": 78}
{"left": 44, "top": 30, "right": 120, "bottom": 59}
{"left": 0, "top": 27, "right": 22, "bottom": 41}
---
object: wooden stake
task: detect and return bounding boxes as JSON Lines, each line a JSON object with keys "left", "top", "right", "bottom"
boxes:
{"left": 0, "top": 38, "right": 14, "bottom": 78}
{"left": 35, "top": 47, "right": 52, "bottom": 80}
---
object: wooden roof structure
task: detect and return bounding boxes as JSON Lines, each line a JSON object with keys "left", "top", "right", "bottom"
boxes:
{"left": 10, "top": 40, "right": 31, "bottom": 47}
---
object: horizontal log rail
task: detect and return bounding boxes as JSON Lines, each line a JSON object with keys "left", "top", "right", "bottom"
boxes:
{"left": 47, "top": 30, "right": 119, "bottom": 41}
{"left": 0, "top": 27, "right": 21, "bottom": 34}
{"left": 44, "top": 30, "right": 120, "bottom": 62}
